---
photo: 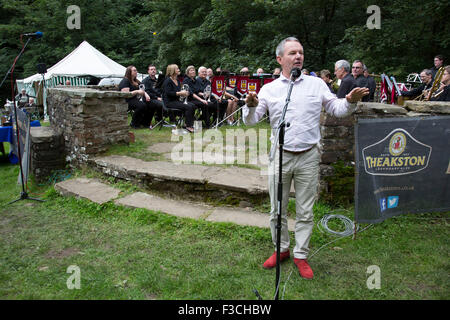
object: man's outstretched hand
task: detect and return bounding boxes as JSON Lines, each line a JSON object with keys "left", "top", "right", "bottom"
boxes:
{"left": 245, "top": 92, "right": 259, "bottom": 107}
{"left": 346, "top": 87, "right": 370, "bottom": 103}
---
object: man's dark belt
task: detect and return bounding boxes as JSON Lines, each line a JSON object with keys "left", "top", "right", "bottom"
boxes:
{"left": 283, "top": 146, "right": 314, "bottom": 155}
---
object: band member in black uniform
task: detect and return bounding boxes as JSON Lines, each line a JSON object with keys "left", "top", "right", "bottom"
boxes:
{"left": 183, "top": 65, "right": 212, "bottom": 128}
{"left": 142, "top": 64, "right": 164, "bottom": 128}
{"left": 162, "top": 64, "right": 196, "bottom": 133}
{"left": 430, "top": 65, "right": 450, "bottom": 101}
{"left": 197, "top": 66, "right": 227, "bottom": 126}
{"left": 119, "top": 65, "right": 156, "bottom": 129}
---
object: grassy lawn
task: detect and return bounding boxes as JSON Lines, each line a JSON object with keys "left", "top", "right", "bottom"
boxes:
{"left": 0, "top": 161, "right": 448, "bottom": 299}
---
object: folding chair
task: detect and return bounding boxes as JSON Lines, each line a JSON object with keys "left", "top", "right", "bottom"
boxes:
{"left": 158, "top": 99, "right": 184, "bottom": 130}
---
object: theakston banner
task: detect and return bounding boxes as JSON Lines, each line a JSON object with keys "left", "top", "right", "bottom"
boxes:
{"left": 355, "top": 116, "right": 450, "bottom": 224}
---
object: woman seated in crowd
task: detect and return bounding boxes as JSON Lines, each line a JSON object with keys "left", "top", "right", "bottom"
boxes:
{"left": 430, "top": 65, "right": 450, "bottom": 101}
{"left": 162, "top": 64, "right": 196, "bottom": 133}
{"left": 119, "top": 65, "right": 157, "bottom": 129}
{"left": 182, "top": 65, "right": 212, "bottom": 128}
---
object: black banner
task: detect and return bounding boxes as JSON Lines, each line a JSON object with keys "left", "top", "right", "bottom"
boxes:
{"left": 9, "top": 105, "right": 30, "bottom": 159}
{"left": 355, "top": 116, "right": 450, "bottom": 224}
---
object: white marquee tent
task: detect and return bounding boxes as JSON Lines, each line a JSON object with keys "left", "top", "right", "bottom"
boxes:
{"left": 18, "top": 40, "right": 127, "bottom": 86}
{"left": 16, "top": 41, "right": 135, "bottom": 114}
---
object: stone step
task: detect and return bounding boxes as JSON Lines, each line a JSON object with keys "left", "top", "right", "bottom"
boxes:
{"left": 89, "top": 155, "right": 294, "bottom": 205}
{"left": 54, "top": 178, "right": 295, "bottom": 231}
{"left": 54, "top": 177, "right": 121, "bottom": 204}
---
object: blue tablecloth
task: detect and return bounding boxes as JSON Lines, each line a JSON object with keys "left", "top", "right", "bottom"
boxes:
{"left": 0, "top": 120, "right": 41, "bottom": 163}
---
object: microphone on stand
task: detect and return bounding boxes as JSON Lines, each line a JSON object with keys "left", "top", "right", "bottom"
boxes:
{"left": 22, "top": 31, "right": 43, "bottom": 38}
{"left": 290, "top": 67, "right": 302, "bottom": 80}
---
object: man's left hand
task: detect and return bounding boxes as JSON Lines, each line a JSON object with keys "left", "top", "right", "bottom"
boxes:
{"left": 346, "top": 87, "right": 369, "bottom": 103}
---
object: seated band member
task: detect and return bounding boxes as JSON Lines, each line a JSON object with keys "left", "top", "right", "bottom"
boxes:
{"left": 142, "top": 64, "right": 164, "bottom": 128}
{"left": 162, "top": 64, "right": 195, "bottom": 133}
{"left": 197, "top": 66, "right": 227, "bottom": 125}
{"left": 401, "top": 69, "right": 433, "bottom": 99}
{"left": 119, "top": 65, "right": 156, "bottom": 129}
{"left": 183, "top": 65, "right": 212, "bottom": 129}
{"left": 430, "top": 65, "right": 450, "bottom": 101}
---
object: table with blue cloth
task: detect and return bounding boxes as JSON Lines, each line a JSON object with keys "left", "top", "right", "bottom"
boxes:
{"left": 0, "top": 120, "right": 41, "bottom": 164}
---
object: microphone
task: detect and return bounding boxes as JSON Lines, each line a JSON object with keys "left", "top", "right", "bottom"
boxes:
{"left": 22, "top": 31, "right": 43, "bottom": 38}
{"left": 290, "top": 67, "right": 301, "bottom": 80}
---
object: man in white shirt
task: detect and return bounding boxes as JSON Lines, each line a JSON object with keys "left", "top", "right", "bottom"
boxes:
{"left": 243, "top": 37, "right": 368, "bottom": 279}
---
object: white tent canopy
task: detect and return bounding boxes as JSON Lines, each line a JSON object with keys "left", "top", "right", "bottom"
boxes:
{"left": 19, "top": 40, "right": 127, "bottom": 84}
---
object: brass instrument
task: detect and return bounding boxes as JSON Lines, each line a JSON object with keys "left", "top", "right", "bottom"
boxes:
{"left": 219, "top": 87, "right": 227, "bottom": 101}
{"left": 204, "top": 85, "right": 211, "bottom": 102}
{"left": 413, "top": 90, "right": 428, "bottom": 101}
{"left": 180, "top": 84, "right": 189, "bottom": 104}
{"left": 425, "top": 67, "right": 444, "bottom": 101}
{"left": 429, "top": 83, "right": 445, "bottom": 100}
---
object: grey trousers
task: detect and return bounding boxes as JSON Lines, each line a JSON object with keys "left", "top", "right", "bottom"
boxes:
{"left": 268, "top": 145, "right": 320, "bottom": 259}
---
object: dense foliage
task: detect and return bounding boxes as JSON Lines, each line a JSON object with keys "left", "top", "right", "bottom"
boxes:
{"left": 1, "top": 0, "right": 449, "bottom": 101}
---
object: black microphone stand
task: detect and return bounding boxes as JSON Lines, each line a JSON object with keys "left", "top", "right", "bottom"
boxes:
{"left": 6, "top": 36, "right": 44, "bottom": 204}
{"left": 273, "top": 69, "right": 299, "bottom": 300}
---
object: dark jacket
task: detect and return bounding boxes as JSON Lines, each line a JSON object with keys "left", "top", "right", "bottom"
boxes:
{"left": 336, "top": 73, "right": 356, "bottom": 98}
{"left": 142, "top": 76, "right": 161, "bottom": 99}
{"left": 401, "top": 82, "right": 432, "bottom": 98}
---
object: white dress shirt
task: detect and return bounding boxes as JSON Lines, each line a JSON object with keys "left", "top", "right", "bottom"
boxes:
{"left": 243, "top": 73, "right": 356, "bottom": 152}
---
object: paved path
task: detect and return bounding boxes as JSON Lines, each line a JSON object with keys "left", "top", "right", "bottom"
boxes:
{"left": 55, "top": 177, "right": 295, "bottom": 231}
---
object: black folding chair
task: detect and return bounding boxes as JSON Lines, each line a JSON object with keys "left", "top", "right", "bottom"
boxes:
{"left": 158, "top": 99, "right": 184, "bottom": 130}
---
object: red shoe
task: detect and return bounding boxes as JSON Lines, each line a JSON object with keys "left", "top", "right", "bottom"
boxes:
{"left": 263, "top": 251, "right": 290, "bottom": 269}
{"left": 293, "top": 258, "right": 314, "bottom": 279}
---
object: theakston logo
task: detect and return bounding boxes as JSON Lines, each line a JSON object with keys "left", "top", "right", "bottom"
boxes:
{"left": 362, "top": 128, "right": 432, "bottom": 176}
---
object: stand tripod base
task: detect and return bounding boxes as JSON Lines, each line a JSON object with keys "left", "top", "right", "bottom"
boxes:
{"left": 8, "top": 191, "right": 45, "bottom": 205}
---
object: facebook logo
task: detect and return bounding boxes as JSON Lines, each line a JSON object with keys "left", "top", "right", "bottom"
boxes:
{"left": 387, "top": 196, "right": 399, "bottom": 209}
{"left": 380, "top": 198, "right": 386, "bottom": 212}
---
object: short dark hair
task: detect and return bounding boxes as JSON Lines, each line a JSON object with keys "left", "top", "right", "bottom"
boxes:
{"left": 435, "top": 55, "right": 444, "bottom": 61}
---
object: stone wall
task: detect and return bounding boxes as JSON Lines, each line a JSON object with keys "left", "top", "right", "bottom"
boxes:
{"left": 319, "top": 101, "right": 450, "bottom": 204}
{"left": 46, "top": 87, "right": 131, "bottom": 166}
{"left": 30, "top": 126, "right": 65, "bottom": 182}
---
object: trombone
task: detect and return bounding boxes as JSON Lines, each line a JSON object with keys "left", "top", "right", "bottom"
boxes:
{"left": 425, "top": 67, "right": 444, "bottom": 101}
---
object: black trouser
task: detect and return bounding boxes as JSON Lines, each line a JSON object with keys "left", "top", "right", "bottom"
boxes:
{"left": 128, "top": 99, "right": 149, "bottom": 127}
{"left": 166, "top": 101, "right": 195, "bottom": 127}
{"left": 149, "top": 99, "right": 163, "bottom": 123}
{"left": 209, "top": 99, "right": 227, "bottom": 123}
{"left": 190, "top": 100, "right": 212, "bottom": 128}
{"left": 128, "top": 98, "right": 159, "bottom": 127}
